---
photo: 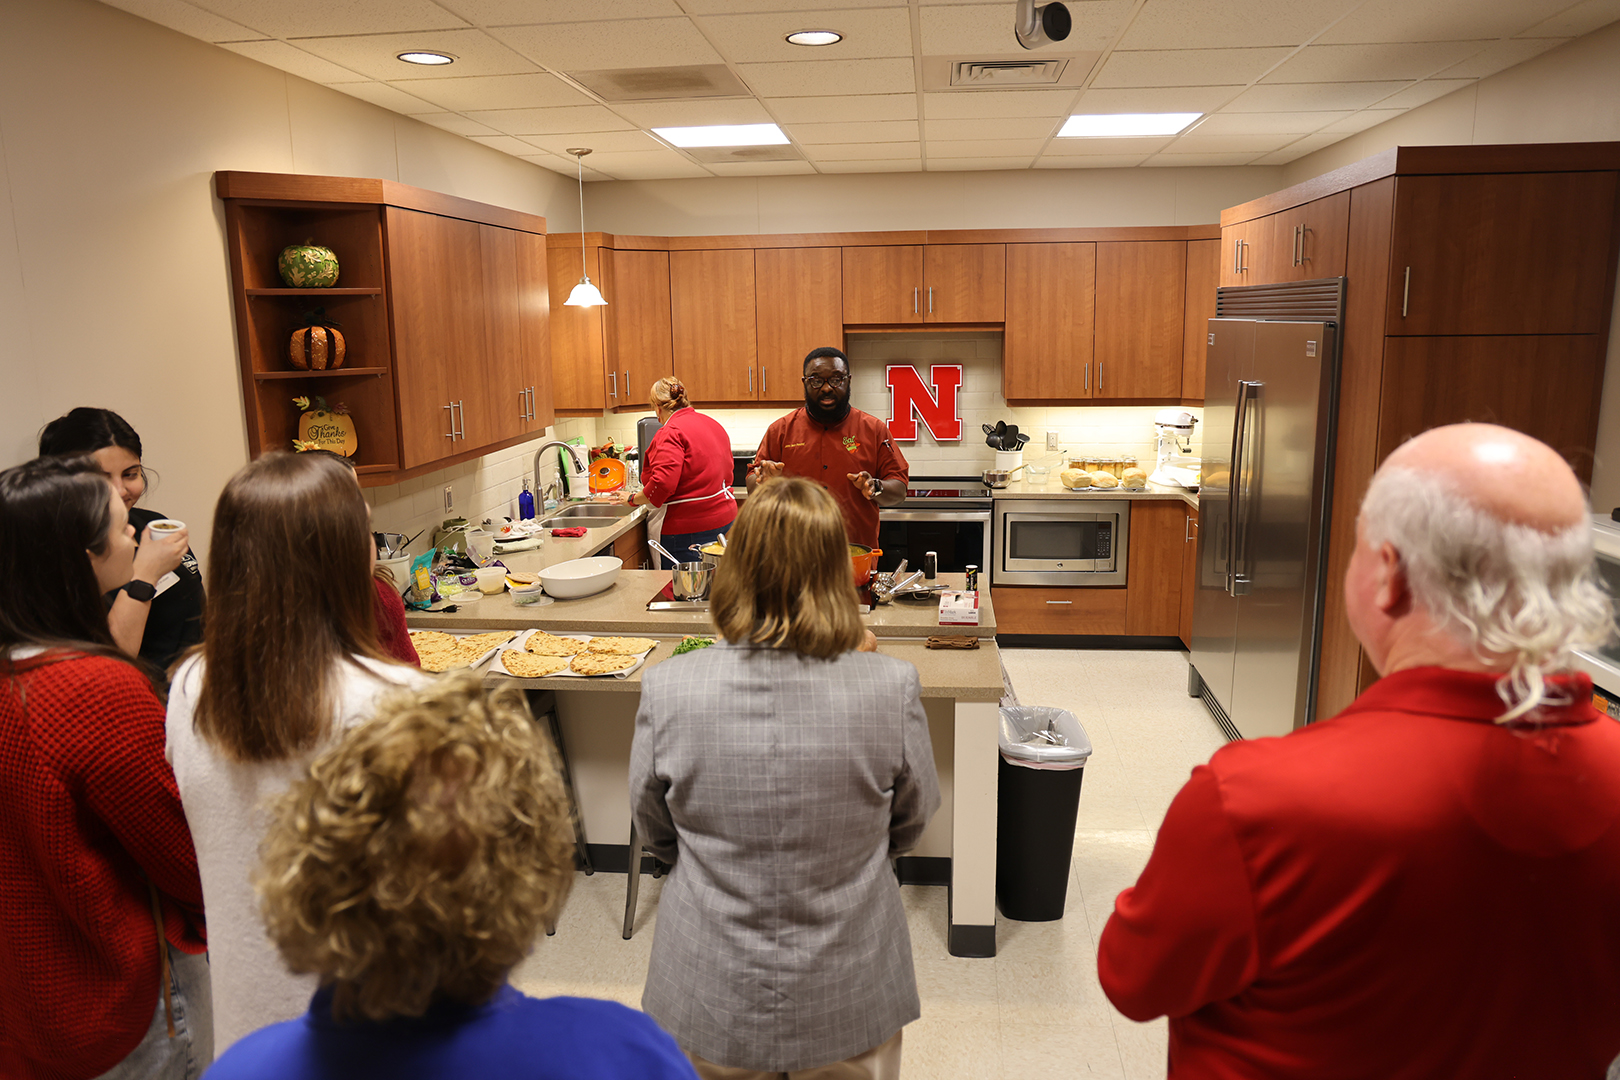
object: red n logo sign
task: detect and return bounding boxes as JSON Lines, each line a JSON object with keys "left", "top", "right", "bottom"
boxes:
{"left": 886, "top": 364, "right": 963, "bottom": 442}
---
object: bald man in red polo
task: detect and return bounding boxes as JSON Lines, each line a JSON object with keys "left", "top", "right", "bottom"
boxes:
{"left": 747, "top": 347, "right": 908, "bottom": 549}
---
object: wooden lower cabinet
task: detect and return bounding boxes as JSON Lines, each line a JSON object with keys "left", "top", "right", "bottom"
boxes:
{"left": 1180, "top": 507, "right": 1198, "bottom": 647}
{"left": 991, "top": 586, "right": 1127, "bottom": 636}
{"left": 1124, "top": 500, "right": 1187, "bottom": 636}
{"left": 610, "top": 519, "right": 650, "bottom": 571}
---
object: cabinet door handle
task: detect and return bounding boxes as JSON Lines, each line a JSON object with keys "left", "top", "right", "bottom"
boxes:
{"left": 913, "top": 286, "right": 919, "bottom": 315}
{"left": 1185, "top": 515, "right": 1197, "bottom": 542}
{"left": 1239, "top": 240, "right": 1248, "bottom": 274}
{"left": 456, "top": 400, "right": 466, "bottom": 440}
{"left": 1083, "top": 362, "right": 1089, "bottom": 392}
{"left": 1293, "top": 225, "right": 1302, "bottom": 266}
{"left": 748, "top": 366, "right": 753, "bottom": 393}
{"left": 529, "top": 387, "right": 536, "bottom": 421}
{"left": 444, "top": 402, "right": 455, "bottom": 439}
{"left": 519, "top": 388, "right": 527, "bottom": 421}
{"left": 928, "top": 286, "right": 934, "bottom": 314}
{"left": 1233, "top": 238, "right": 1241, "bottom": 274}
{"left": 1045, "top": 600, "right": 1073, "bottom": 605}
{"left": 761, "top": 367, "right": 767, "bottom": 395}
{"left": 608, "top": 370, "right": 617, "bottom": 399}
{"left": 1402, "top": 266, "right": 1411, "bottom": 318}
{"left": 623, "top": 371, "right": 630, "bottom": 402}
{"left": 1097, "top": 361, "right": 1103, "bottom": 393}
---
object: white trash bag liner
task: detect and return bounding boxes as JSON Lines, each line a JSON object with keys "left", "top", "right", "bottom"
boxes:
{"left": 999, "top": 706, "right": 1093, "bottom": 771}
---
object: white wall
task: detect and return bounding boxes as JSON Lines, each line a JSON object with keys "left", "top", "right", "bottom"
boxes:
{"left": 1280, "top": 20, "right": 1620, "bottom": 510}
{"left": 0, "top": 0, "right": 575, "bottom": 561}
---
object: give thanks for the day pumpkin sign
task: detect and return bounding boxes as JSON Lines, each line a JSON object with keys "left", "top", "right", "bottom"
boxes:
{"left": 292, "top": 395, "right": 358, "bottom": 456}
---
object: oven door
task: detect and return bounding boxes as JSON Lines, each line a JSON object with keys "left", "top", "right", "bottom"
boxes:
{"left": 994, "top": 499, "right": 1130, "bottom": 586}
{"left": 877, "top": 509, "right": 990, "bottom": 575}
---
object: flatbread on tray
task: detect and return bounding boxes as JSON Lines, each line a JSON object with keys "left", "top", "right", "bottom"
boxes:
{"left": 499, "top": 650, "right": 571, "bottom": 678}
{"left": 569, "top": 651, "right": 639, "bottom": 676}
{"left": 585, "top": 636, "right": 658, "bottom": 655}
{"left": 409, "top": 630, "right": 516, "bottom": 673}
{"left": 525, "top": 632, "right": 587, "bottom": 656}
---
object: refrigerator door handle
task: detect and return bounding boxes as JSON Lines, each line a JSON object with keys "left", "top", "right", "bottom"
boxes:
{"left": 1227, "top": 380, "right": 1260, "bottom": 595}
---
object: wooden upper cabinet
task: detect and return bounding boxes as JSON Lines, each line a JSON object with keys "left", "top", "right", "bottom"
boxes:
{"left": 1219, "top": 217, "right": 1267, "bottom": 288}
{"left": 925, "top": 244, "right": 1005, "bottom": 322}
{"left": 671, "top": 248, "right": 757, "bottom": 404}
{"left": 843, "top": 245, "right": 924, "bottom": 324}
{"left": 513, "top": 229, "right": 553, "bottom": 432}
{"left": 1270, "top": 191, "right": 1350, "bottom": 282}
{"left": 757, "top": 247, "right": 842, "bottom": 404}
{"left": 1388, "top": 171, "right": 1619, "bottom": 336}
{"left": 385, "top": 207, "right": 488, "bottom": 469}
{"left": 1003, "top": 243, "right": 1095, "bottom": 401}
{"left": 1094, "top": 241, "right": 1186, "bottom": 398}
{"left": 475, "top": 224, "right": 525, "bottom": 449}
{"left": 547, "top": 240, "right": 605, "bottom": 412}
{"left": 1182, "top": 238, "right": 1219, "bottom": 401}
{"left": 601, "top": 248, "right": 673, "bottom": 408}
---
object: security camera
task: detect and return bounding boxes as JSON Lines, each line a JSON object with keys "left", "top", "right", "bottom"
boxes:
{"left": 1015, "top": 0, "right": 1071, "bottom": 49}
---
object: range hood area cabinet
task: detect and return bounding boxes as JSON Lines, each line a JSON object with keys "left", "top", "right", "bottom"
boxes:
{"left": 1213, "top": 142, "right": 1620, "bottom": 723}
{"left": 842, "top": 243, "right": 1006, "bottom": 325}
{"left": 217, "top": 171, "right": 552, "bottom": 484}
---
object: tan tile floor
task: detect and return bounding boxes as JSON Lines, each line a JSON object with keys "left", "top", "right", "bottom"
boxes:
{"left": 511, "top": 647, "right": 1229, "bottom": 1079}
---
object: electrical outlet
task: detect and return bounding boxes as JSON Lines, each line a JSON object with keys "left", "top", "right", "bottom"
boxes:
{"left": 443, "top": 485, "right": 454, "bottom": 512}
{"left": 1045, "top": 431, "right": 1059, "bottom": 451}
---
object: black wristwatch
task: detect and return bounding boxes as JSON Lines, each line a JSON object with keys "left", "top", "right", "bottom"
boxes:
{"left": 122, "top": 579, "right": 157, "bottom": 602}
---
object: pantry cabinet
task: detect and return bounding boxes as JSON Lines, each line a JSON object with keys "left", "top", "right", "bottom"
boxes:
{"left": 1094, "top": 242, "right": 1186, "bottom": 399}
{"left": 670, "top": 248, "right": 757, "bottom": 404}
{"left": 1180, "top": 505, "right": 1199, "bottom": 648}
{"left": 756, "top": 246, "right": 843, "bottom": 404}
{"left": 842, "top": 243, "right": 1004, "bottom": 324}
{"left": 1003, "top": 242, "right": 1096, "bottom": 401}
{"left": 1124, "top": 500, "right": 1187, "bottom": 636}
{"left": 1181, "top": 239, "right": 1219, "bottom": 401}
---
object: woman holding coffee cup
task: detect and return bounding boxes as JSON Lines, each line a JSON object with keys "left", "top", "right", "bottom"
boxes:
{"left": 39, "top": 407, "right": 204, "bottom": 672}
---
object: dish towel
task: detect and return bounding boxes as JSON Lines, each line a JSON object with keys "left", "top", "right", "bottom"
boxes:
{"left": 549, "top": 527, "right": 588, "bottom": 538}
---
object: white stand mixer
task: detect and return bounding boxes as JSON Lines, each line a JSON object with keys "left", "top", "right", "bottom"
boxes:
{"left": 1149, "top": 409, "right": 1201, "bottom": 489}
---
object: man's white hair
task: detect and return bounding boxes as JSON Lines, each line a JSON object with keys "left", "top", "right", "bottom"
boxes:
{"left": 1360, "top": 465, "right": 1613, "bottom": 722}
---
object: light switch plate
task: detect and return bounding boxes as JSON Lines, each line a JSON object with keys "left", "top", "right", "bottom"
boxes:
{"left": 443, "top": 485, "right": 454, "bottom": 512}
{"left": 1045, "top": 432, "right": 1059, "bottom": 450}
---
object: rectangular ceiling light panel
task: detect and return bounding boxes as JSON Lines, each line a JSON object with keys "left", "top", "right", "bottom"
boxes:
{"left": 1058, "top": 112, "right": 1202, "bottom": 137}
{"left": 654, "top": 123, "right": 789, "bottom": 147}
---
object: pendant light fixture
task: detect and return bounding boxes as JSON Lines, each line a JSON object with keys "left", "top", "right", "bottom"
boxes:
{"left": 564, "top": 148, "right": 606, "bottom": 308}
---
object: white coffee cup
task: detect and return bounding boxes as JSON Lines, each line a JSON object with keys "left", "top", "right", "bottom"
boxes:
{"left": 147, "top": 518, "right": 185, "bottom": 534}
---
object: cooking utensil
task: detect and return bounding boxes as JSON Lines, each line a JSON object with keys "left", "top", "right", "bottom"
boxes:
{"left": 373, "top": 531, "right": 409, "bottom": 557}
{"left": 671, "top": 560, "right": 716, "bottom": 600}
{"left": 850, "top": 544, "right": 883, "bottom": 586}
{"left": 693, "top": 541, "right": 725, "bottom": 564}
{"left": 649, "top": 538, "right": 680, "bottom": 567}
{"left": 982, "top": 464, "right": 1026, "bottom": 489}
{"left": 1004, "top": 423, "right": 1020, "bottom": 446}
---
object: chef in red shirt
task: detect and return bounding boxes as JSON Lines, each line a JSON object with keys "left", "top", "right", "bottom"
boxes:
{"left": 1098, "top": 423, "right": 1620, "bottom": 1079}
{"left": 747, "top": 347, "right": 907, "bottom": 548}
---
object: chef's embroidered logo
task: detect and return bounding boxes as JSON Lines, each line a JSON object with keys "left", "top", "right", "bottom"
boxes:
{"left": 842, "top": 436, "right": 861, "bottom": 454}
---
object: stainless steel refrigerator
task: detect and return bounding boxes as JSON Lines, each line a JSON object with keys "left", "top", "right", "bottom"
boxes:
{"left": 1189, "top": 279, "right": 1344, "bottom": 740}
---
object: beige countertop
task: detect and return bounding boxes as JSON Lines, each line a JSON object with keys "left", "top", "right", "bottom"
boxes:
{"left": 491, "top": 503, "right": 648, "bottom": 575}
{"left": 406, "top": 569, "right": 997, "bottom": 637}
{"left": 988, "top": 478, "right": 1199, "bottom": 509}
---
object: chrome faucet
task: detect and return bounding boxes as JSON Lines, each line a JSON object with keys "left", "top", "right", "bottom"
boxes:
{"left": 532, "top": 440, "right": 589, "bottom": 502}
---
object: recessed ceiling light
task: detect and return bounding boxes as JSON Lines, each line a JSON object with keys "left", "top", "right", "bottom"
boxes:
{"left": 1058, "top": 112, "right": 1202, "bottom": 138}
{"left": 397, "top": 51, "right": 455, "bottom": 66}
{"left": 653, "top": 123, "right": 790, "bottom": 148}
{"left": 786, "top": 29, "right": 842, "bottom": 46}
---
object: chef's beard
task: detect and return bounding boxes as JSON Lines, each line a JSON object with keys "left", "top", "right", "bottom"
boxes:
{"left": 805, "top": 396, "right": 851, "bottom": 425}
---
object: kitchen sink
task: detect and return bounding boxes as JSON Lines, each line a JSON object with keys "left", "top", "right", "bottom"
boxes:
{"left": 548, "top": 503, "right": 638, "bottom": 519}
{"left": 538, "top": 516, "right": 624, "bottom": 528}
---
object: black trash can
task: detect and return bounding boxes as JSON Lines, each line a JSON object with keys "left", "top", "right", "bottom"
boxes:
{"left": 995, "top": 706, "right": 1092, "bottom": 922}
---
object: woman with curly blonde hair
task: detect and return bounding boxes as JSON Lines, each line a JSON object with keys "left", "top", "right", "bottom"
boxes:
{"left": 205, "top": 673, "right": 697, "bottom": 1079}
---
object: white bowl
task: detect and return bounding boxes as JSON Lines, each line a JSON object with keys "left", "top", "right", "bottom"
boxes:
{"left": 376, "top": 555, "right": 414, "bottom": 585}
{"left": 539, "top": 555, "right": 622, "bottom": 599}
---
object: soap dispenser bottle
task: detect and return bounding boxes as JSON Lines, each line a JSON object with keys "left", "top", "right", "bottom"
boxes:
{"left": 518, "top": 478, "right": 536, "bottom": 521}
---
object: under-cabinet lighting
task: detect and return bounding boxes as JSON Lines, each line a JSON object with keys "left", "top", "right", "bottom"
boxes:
{"left": 397, "top": 51, "right": 455, "bottom": 66}
{"left": 1058, "top": 112, "right": 1201, "bottom": 138}
{"left": 786, "top": 30, "right": 843, "bottom": 46}
{"left": 653, "top": 123, "right": 790, "bottom": 148}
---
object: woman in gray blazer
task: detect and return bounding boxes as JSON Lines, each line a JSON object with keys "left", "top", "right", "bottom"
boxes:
{"left": 630, "top": 477, "right": 941, "bottom": 1080}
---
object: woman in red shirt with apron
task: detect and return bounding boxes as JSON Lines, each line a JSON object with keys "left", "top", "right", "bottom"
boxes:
{"left": 617, "top": 378, "right": 737, "bottom": 568}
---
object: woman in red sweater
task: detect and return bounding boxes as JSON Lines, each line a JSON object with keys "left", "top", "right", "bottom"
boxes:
{"left": 0, "top": 455, "right": 209, "bottom": 1079}
{"left": 618, "top": 377, "right": 737, "bottom": 568}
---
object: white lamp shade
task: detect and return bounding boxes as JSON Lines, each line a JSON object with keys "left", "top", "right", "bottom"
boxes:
{"left": 564, "top": 278, "right": 607, "bottom": 307}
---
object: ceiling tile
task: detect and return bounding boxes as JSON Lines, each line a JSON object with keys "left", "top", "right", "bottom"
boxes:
{"left": 295, "top": 29, "right": 539, "bottom": 81}
{"left": 920, "top": 90, "right": 1075, "bottom": 120}
{"left": 1316, "top": 0, "right": 1577, "bottom": 45}
{"left": 468, "top": 134, "right": 549, "bottom": 155}
{"left": 695, "top": 8, "right": 913, "bottom": 63}
{"left": 1116, "top": 0, "right": 1361, "bottom": 50}
{"left": 1073, "top": 86, "right": 1243, "bottom": 113}
{"left": 1042, "top": 135, "right": 1175, "bottom": 155}
{"left": 767, "top": 94, "right": 919, "bottom": 123}
{"left": 329, "top": 81, "right": 445, "bottom": 114}
{"left": 1168, "top": 132, "right": 1302, "bottom": 154}
{"left": 612, "top": 99, "right": 775, "bottom": 126}
{"left": 1249, "top": 132, "right": 1347, "bottom": 163}
{"left": 1374, "top": 79, "right": 1473, "bottom": 108}
{"left": 1517, "top": 0, "right": 1620, "bottom": 38}
{"left": 490, "top": 18, "right": 724, "bottom": 70}
{"left": 736, "top": 57, "right": 916, "bottom": 97}
{"left": 388, "top": 73, "right": 597, "bottom": 111}
{"left": 517, "top": 129, "right": 666, "bottom": 154}
{"left": 817, "top": 159, "right": 925, "bottom": 173}
{"left": 808, "top": 142, "right": 923, "bottom": 161}
{"left": 1438, "top": 37, "right": 1567, "bottom": 78}
{"left": 1224, "top": 81, "right": 1410, "bottom": 111}
{"left": 99, "top": 0, "right": 266, "bottom": 42}
{"left": 681, "top": 0, "right": 906, "bottom": 12}
{"left": 920, "top": 2, "right": 1135, "bottom": 54}
{"left": 194, "top": 0, "right": 467, "bottom": 38}
{"left": 1141, "top": 152, "right": 1265, "bottom": 166}
{"left": 1263, "top": 41, "right": 1487, "bottom": 83}
{"left": 1092, "top": 48, "right": 1294, "bottom": 88}
{"left": 1033, "top": 154, "right": 1151, "bottom": 169}
{"left": 465, "top": 105, "right": 637, "bottom": 134}
{"left": 518, "top": 153, "right": 613, "bottom": 181}
{"left": 924, "top": 117, "right": 1061, "bottom": 140}
{"left": 440, "top": 0, "right": 685, "bottom": 24}
{"left": 704, "top": 160, "right": 819, "bottom": 176}
{"left": 218, "top": 40, "right": 364, "bottom": 83}
{"left": 926, "top": 156, "right": 1036, "bottom": 171}
{"left": 1319, "top": 108, "right": 1404, "bottom": 132}
{"left": 1192, "top": 110, "right": 1350, "bottom": 134}
{"left": 926, "top": 138, "right": 1049, "bottom": 156}
{"left": 581, "top": 150, "right": 713, "bottom": 179}
{"left": 787, "top": 120, "right": 920, "bottom": 144}
{"left": 414, "top": 112, "right": 504, "bottom": 137}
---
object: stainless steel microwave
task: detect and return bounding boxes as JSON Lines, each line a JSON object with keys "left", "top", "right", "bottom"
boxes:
{"left": 993, "top": 499, "right": 1130, "bottom": 586}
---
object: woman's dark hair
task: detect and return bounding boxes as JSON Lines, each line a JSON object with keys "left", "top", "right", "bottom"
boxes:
{"left": 0, "top": 455, "right": 153, "bottom": 686}
{"left": 38, "top": 407, "right": 144, "bottom": 459}
{"left": 192, "top": 451, "right": 388, "bottom": 764}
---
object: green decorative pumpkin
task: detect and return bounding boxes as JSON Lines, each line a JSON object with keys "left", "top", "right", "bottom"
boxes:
{"left": 277, "top": 241, "right": 340, "bottom": 288}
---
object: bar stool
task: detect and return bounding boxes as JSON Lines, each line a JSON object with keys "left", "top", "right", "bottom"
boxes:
{"left": 526, "top": 691, "right": 592, "bottom": 938}
{"left": 622, "top": 820, "right": 667, "bottom": 939}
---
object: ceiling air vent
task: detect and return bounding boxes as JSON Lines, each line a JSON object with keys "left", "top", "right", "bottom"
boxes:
{"left": 568, "top": 65, "right": 751, "bottom": 102}
{"left": 682, "top": 144, "right": 803, "bottom": 164}
{"left": 953, "top": 58, "right": 1067, "bottom": 86}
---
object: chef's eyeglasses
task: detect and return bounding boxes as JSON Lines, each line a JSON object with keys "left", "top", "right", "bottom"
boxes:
{"left": 802, "top": 374, "right": 850, "bottom": 390}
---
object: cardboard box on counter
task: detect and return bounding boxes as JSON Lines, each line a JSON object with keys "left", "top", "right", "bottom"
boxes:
{"left": 938, "top": 590, "right": 980, "bottom": 626}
